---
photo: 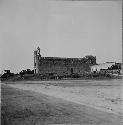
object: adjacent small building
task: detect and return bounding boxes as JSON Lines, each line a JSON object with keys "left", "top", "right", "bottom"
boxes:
{"left": 90, "top": 62, "right": 115, "bottom": 72}
{"left": 90, "top": 62, "right": 122, "bottom": 75}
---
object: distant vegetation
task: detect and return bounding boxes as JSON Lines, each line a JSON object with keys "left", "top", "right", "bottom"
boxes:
{"left": 0, "top": 69, "right": 34, "bottom": 81}
{"left": 19, "top": 69, "right": 34, "bottom": 76}
{"left": 0, "top": 70, "right": 15, "bottom": 81}
{"left": 0, "top": 69, "right": 122, "bottom": 82}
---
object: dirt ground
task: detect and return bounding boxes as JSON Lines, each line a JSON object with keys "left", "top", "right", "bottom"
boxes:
{"left": 1, "top": 79, "right": 123, "bottom": 125}
{"left": 7, "top": 79, "right": 123, "bottom": 115}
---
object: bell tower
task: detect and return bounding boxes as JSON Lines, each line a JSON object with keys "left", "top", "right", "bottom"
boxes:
{"left": 34, "top": 47, "right": 41, "bottom": 74}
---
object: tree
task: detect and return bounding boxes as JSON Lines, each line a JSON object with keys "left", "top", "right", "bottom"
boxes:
{"left": 19, "top": 69, "right": 34, "bottom": 76}
{"left": 1, "top": 70, "right": 14, "bottom": 80}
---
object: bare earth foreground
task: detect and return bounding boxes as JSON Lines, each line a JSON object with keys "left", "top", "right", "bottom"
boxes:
{"left": 1, "top": 79, "right": 123, "bottom": 125}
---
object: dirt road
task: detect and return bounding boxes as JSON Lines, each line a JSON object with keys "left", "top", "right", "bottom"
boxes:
{"left": 8, "top": 80, "right": 123, "bottom": 116}
{"left": 1, "top": 82, "right": 123, "bottom": 125}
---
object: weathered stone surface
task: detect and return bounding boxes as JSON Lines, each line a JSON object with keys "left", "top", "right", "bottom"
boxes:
{"left": 34, "top": 47, "right": 96, "bottom": 75}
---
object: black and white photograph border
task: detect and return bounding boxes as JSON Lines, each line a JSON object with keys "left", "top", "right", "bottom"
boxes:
{"left": 0, "top": 0, "right": 123, "bottom": 125}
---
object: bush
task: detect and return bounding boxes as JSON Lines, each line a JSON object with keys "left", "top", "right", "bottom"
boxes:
{"left": 1, "top": 72, "right": 15, "bottom": 81}
{"left": 71, "top": 73, "right": 80, "bottom": 78}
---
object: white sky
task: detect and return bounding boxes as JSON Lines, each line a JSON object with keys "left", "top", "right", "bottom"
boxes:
{"left": 0, "top": 0, "right": 122, "bottom": 73}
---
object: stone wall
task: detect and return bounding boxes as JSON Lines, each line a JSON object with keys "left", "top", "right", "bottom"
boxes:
{"left": 34, "top": 47, "right": 96, "bottom": 76}
{"left": 38, "top": 57, "right": 92, "bottom": 75}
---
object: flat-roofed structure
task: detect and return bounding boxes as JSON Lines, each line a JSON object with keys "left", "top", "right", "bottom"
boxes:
{"left": 34, "top": 47, "right": 96, "bottom": 76}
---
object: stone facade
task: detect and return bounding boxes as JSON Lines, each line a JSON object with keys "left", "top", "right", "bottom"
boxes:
{"left": 34, "top": 47, "right": 96, "bottom": 76}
